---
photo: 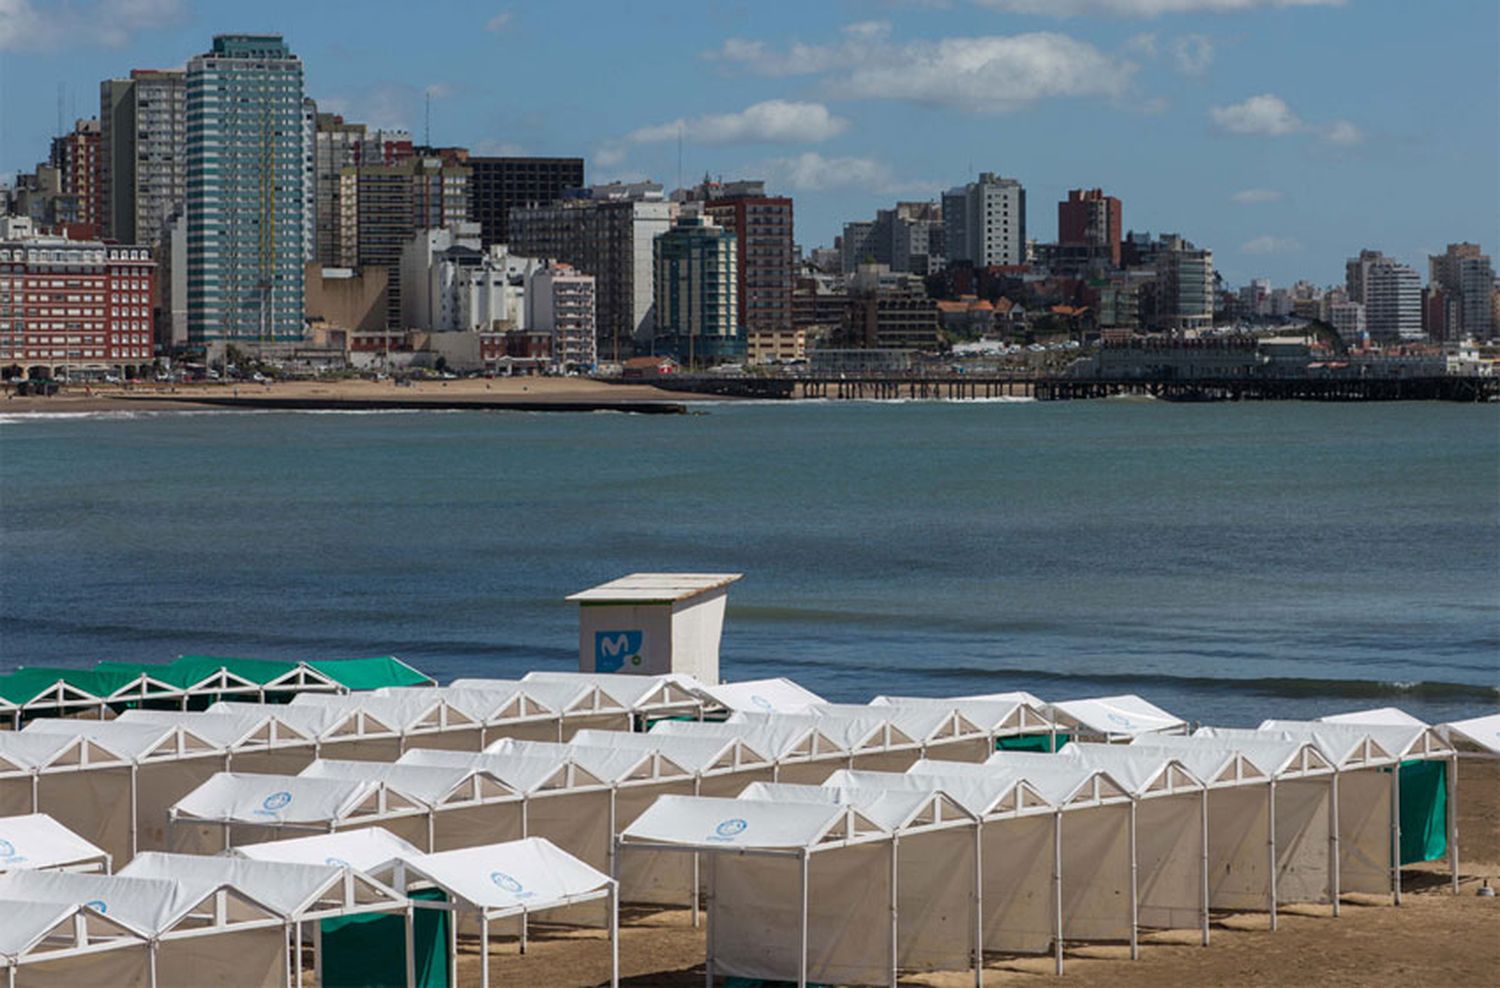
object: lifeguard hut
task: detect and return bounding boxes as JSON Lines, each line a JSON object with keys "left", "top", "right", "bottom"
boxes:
{"left": 566, "top": 573, "right": 742, "bottom": 685}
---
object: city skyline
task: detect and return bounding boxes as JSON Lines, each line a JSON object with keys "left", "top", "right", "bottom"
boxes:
{"left": 1, "top": 0, "right": 1497, "bottom": 287}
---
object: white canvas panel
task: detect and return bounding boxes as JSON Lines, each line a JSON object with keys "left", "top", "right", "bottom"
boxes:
{"left": 614, "top": 782, "right": 696, "bottom": 904}
{"left": 343, "top": 813, "right": 433, "bottom": 854}
{"left": 1318, "top": 708, "right": 1427, "bottom": 728}
{"left": 0, "top": 899, "right": 79, "bottom": 955}
{"left": 37, "top": 766, "right": 131, "bottom": 867}
{"left": 979, "top": 815, "right": 1053, "bottom": 953}
{"left": 15, "top": 947, "right": 151, "bottom": 988}
{"left": 698, "top": 678, "right": 824, "bottom": 715}
{"left": 234, "top": 827, "right": 423, "bottom": 870}
{"left": 623, "top": 795, "right": 858, "bottom": 851}
{"left": 0, "top": 870, "right": 179, "bottom": 934}
{"left": 1337, "top": 769, "right": 1391, "bottom": 895}
{"left": 155, "top": 925, "right": 284, "bottom": 988}
{"left": 173, "top": 773, "right": 372, "bottom": 827}
{"left": 772, "top": 759, "right": 843, "bottom": 786}
{"left": 227, "top": 748, "right": 317, "bottom": 776}
{"left": 525, "top": 791, "right": 611, "bottom": 871}
{"left": 401, "top": 727, "right": 483, "bottom": 753}
{"left": 559, "top": 712, "right": 631, "bottom": 740}
{"left": 896, "top": 826, "right": 976, "bottom": 973}
{"left": 316, "top": 736, "right": 403, "bottom": 762}
{"left": 1051, "top": 695, "right": 1185, "bottom": 738}
{"left": 1134, "top": 795, "right": 1203, "bottom": 929}
{"left": 430, "top": 803, "right": 523, "bottom": 853}
{"left": 0, "top": 813, "right": 108, "bottom": 872}
{"left": 119, "top": 851, "right": 343, "bottom": 919}
{"left": 712, "top": 844, "right": 892, "bottom": 986}
{"left": 398, "top": 837, "right": 612, "bottom": 914}
{"left": 0, "top": 777, "right": 36, "bottom": 816}
{"left": 1059, "top": 804, "right": 1132, "bottom": 942}
{"left": 1275, "top": 778, "right": 1331, "bottom": 904}
{"left": 1205, "top": 786, "right": 1271, "bottom": 910}
{"left": 849, "top": 749, "right": 920, "bottom": 774}
{"left": 1439, "top": 713, "right": 1500, "bottom": 755}
{"left": 697, "top": 766, "right": 775, "bottom": 800}
{"left": 136, "top": 757, "right": 225, "bottom": 852}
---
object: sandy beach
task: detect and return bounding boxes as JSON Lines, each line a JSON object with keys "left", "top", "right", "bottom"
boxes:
{"left": 469, "top": 758, "right": 1500, "bottom": 987}
{"left": 0, "top": 376, "right": 713, "bottom": 415}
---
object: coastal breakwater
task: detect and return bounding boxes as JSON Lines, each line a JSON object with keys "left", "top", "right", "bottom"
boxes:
{"left": 119, "top": 393, "right": 690, "bottom": 414}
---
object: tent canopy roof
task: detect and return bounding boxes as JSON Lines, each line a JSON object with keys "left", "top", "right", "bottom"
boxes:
{"left": 303, "top": 656, "right": 434, "bottom": 691}
{"left": 208, "top": 700, "right": 360, "bottom": 740}
{"left": 377, "top": 837, "right": 613, "bottom": 917}
{"left": 0, "top": 813, "right": 109, "bottom": 872}
{"left": 1256, "top": 719, "right": 1453, "bottom": 763}
{"left": 621, "top": 794, "right": 883, "bottom": 852}
{"left": 870, "top": 695, "right": 1052, "bottom": 735}
{"left": 301, "top": 759, "right": 511, "bottom": 805}
{"left": 1317, "top": 707, "right": 1428, "bottom": 728}
{"left": 1055, "top": 742, "right": 1205, "bottom": 796}
{"left": 913, "top": 754, "right": 1131, "bottom": 808}
{"left": 172, "top": 772, "right": 420, "bottom": 825}
{"left": 0, "top": 869, "right": 183, "bottom": 936}
{"left": 652, "top": 717, "right": 845, "bottom": 760}
{"left": 729, "top": 709, "right": 915, "bottom": 750}
{"left": 484, "top": 738, "right": 690, "bottom": 785}
{"left": 1439, "top": 713, "right": 1500, "bottom": 756}
{"left": 233, "top": 827, "right": 424, "bottom": 871}
{"left": 121, "top": 851, "right": 401, "bottom": 921}
{"left": 693, "top": 677, "right": 825, "bottom": 715}
{"left": 0, "top": 897, "right": 145, "bottom": 960}
{"left": 570, "top": 729, "right": 770, "bottom": 774}
{"left": 822, "top": 768, "right": 1049, "bottom": 819}
{"left": 738, "top": 781, "right": 974, "bottom": 831}
{"left": 23, "top": 718, "right": 220, "bottom": 761}
{"left": 450, "top": 677, "right": 625, "bottom": 716}
{"left": 117, "top": 708, "right": 312, "bottom": 749}
{"left": 1129, "top": 733, "right": 1333, "bottom": 781}
{"left": 395, "top": 748, "right": 604, "bottom": 794}
{"left": 1047, "top": 694, "right": 1186, "bottom": 737}
{"left": 522, "top": 671, "right": 704, "bottom": 712}
{"left": 0, "top": 732, "right": 125, "bottom": 773}
{"left": 172, "top": 655, "right": 308, "bottom": 687}
{"left": 372, "top": 685, "right": 557, "bottom": 724}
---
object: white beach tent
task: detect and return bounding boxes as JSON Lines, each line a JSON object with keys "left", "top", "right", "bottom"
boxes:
{"left": 0, "top": 732, "right": 133, "bottom": 868}
{"left": 370, "top": 685, "right": 562, "bottom": 746}
{"left": 290, "top": 693, "right": 477, "bottom": 760}
{"left": 168, "top": 772, "right": 430, "bottom": 854}
{"left": 1439, "top": 712, "right": 1500, "bottom": 756}
{"left": 118, "top": 851, "right": 408, "bottom": 988}
{"left": 233, "top": 826, "right": 423, "bottom": 871}
{"left": 650, "top": 717, "right": 850, "bottom": 784}
{"left": 0, "top": 813, "right": 111, "bottom": 874}
{"left": 692, "top": 677, "right": 826, "bottom": 715}
{"left": 0, "top": 896, "right": 150, "bottom": 988}
{"left": 22, "top": 718, "right": 225, "bottom": 857}
{"left": 619, "top": 793, "right": 889, "bottom": 987}
{"left": 1127, "top": 733, "right": 1337, "bottom": 926}
{"left": 809, "top": 703, "right": 994, "bottom": 764}
{"left": 569, "top": 728, "right": 774, "bottom": 798}
{"left": 522, "top": 670, "right": 707, "bottom": 725}
{"left": 870, "top": 695, "right": 1058, "bottom": 755}
{"left": 738, "top": 780, "right": 980, "bottom": 983}
{"left": 449, "top": 677, "right": 631, "bottom": 737}
{"left": 299, "top": 759, "right": 518, "bottom": 852}
{"left": 1047, "top": 694, "right": 1188, "bottom": 742}
{"left": 908, "top": 755, "right": 1136, "bottom": 972}
{"left": 728, "top": 709, "right": 926, "bottom": 774}
{"left": 371, "top": 838, "right": 620, "bottom": 988}
{"left": 116, "top": 708, "right": 316, "bottom": 775}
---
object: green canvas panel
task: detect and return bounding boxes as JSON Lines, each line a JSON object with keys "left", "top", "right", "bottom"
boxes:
{"left": 94, "top": 660, "right": 192, "bottom": 690}
{"left": 1397, "top": 759, "right": 1448, "bottom": 865}
{"left": 996, "top": 732, "right": 1070, "bottom": 753}
{"left": 0, "top": 666, "right": 118, "bottom": 703}
{"left": 306, "top": 656, "right": 434, "bottom": 691}
{"left": 172, "top": 655, "right": 302, "bottom": 687}
{"left": 320, "top": 888, "right": 448, "bottom": 988}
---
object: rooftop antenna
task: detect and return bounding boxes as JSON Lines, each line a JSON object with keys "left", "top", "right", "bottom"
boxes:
{"left": 56, "top": 83, "right": 64, "bottom": 137}
{"left": 424, "top": 91, "right": 431, "bottom": 147}
{"left": 676, "top": 121, "right": 683, "bottom": 193}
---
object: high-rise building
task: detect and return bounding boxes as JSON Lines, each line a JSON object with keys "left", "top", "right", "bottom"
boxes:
{"left": 527, "top": 262, "right": 597, "bottom": 370}
{"left": 1429, "top": 243, "right": 1495, "bottom": 340}
{"left": 467, "top": 157, "right": 585, "bottom": 248}
{"left": 313, "top": 115, "right": 414, "bottom": 268}
{"left": 509, "top": 182, "right": 673, "bottom": 362}
{"left": 841, "top": 263, "right": 940, "bottom": 350}
{"left": 100, "top": 69, "right": 186, "bottom": 246}
{"left": 1057, "top": 188, "right": 1122, "bottom": 268}
{"left": 696, "top": 182, "right": 794, "bottom": 336}
{"left": 1344, "top": 249, "right": 1386, "bottom": 309}
{"left": 1153, "top": 235, "right": 1214, "bottom": 332}
{"left": 942, "top": 171, "right": 1026, "bottom": 268}
{"left": 343, "top": 156, "right": 471, "bottom": 328}
{"left": 48, "top": 118, "right": 102, "bottom": 234}
{"left": 1365, "top": 259, "right": 1423, "bottom": 342}
{"left": 839, "top": 220, "right": 876, "bottom": 274}
{"left": 652, "top": 215, "right": 741, "bottom": 365}
{"left": 0, "top": 230, "right": 156, "bottom": 372}
{"left": 185, "top": 35, "right": 307, "bottom": 344}
{"left": 1328, "top": 300, "right": 1366, "bottom": 345}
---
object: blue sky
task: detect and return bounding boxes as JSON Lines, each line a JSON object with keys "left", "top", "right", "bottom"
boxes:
{"left": 2, "top": 0, "right": 1496, "bottom": 286}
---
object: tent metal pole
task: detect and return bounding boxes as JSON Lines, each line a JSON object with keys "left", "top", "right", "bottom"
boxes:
{"left": 404, "top": 904, "right": 416, "bottom": 988}
{"left": 295, "top": 920, "right": 303, "bottom": 988}
{"left": 130, "top": 764, "right": 140, "bottom": 857}
{"left": 447, "top": 906, "right": 457, "bottom": 988}
{"left": 1199, "top": 788, "right": 1210, "bottom": 946}
{"left": 692, "top": 778, "right": 701, "bottom": 929}
{"left": 427, "top": 812, "right": 435, "bottom": 853}
{"left": 1448, "top": 754, "right": 1459, "bottom": 895}
{"left": 1391, "top": 762, "right": 1402, "bottom": 906}
{"left": 520, "top": 906, "right": 528, "bottom": 954}
{"left": 284, "top": 921, "right": 293, "bottom": 988}
{"left": 1330, "top": 772, "right": 1341, "bottom": 918}
{"left": 889, "top": 834, "right": 899, "bottom": 988}
{"left": 610, "top": 882, "right": 620, "bottom": 988}
{"left": 1128, "top": 800, "right": 1139, "bottom": 960}
{"left": 30, "top": 772, "right": 38, "bottom": 813}
{"left": 149, "top": 940, "right": 159, "bottom": 988}
{"left": 313, "top": 919, "right": 322, "bottom": 987}
{"left": 480, "top": 914, "right": 490, "bottom": 988}
{"left": 974, "top": 822, "right": 984, "bottom": 988}
{"left": 1052, "top": 810, "right": 1064, "bottom": 976}
{"left": 798, "top": 848, "right": 810, "bottom": 988}
{"left": 705, "top": 853, "right": 716, "bottom": 988}
{"left": 1267, "top": 779, "right": 1277, "bottom": 931}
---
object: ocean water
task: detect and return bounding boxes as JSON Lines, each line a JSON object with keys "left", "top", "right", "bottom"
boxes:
{"left": 1, "top": 400, "right": 1496, "bottom": 727}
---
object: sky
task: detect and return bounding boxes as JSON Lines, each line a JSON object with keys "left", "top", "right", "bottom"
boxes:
{"left": 1, "top": 0, "right": 1497, "bottom": 287}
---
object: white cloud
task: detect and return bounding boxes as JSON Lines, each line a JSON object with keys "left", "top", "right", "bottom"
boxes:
{"left": 0, "top": 0, "right": 185, "bottom": 51}
{"left": 1211, "top": 93, "right": 1303, "bottom": 135}
{"left": 1171, "top": 34, "right": 1214, "bottom": 74}
{"left": 1232, "top": 188, "right": 1284, "bottom": 204}
{"left": 1125, "top": 32, "right": 1158, "bottom": 57}
{"left": 970, "top": 0, "right": 1345, "bottom": 16}
{"left": 594, "top": 145, "right": 628, "bottom": 168}
{"left": 711, "top": 26, "right": 1135, "bottom": 114}
{"left": 1241, "top": 234, "right": 1302, "bottom": 254}
{"left": 760, "top": 152, "right": 927, "bottom": 194}
{"left": 484, "top": 11, "right": 513, "bottom": 32}
{"left": 628, "top": 100, "right": 849, "bottom": 146}
{"left": 424, "top": 83, "right": 453, "bottom": 99}
{"left": 1211, "top": 93, "right": 1366, "bottom": 145}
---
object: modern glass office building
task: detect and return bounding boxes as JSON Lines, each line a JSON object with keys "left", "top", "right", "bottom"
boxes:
{"left": 186, "top": 34, "right": 306, "bottom": 344}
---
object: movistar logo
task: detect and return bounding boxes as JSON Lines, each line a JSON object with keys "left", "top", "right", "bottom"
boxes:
{"left": 84, "top": 899, "right": 107, "bottom": 914}
{"left": 750, "top": 694, "right": 774, "bottom": 711}
{"left": 711, "top": 818, "right": 747, "bottom": 841}
{"left": 490, "top": 871, "right": 532, "bottom": 898}
{"left": 594, "top": 630, "right": 643, "bottom": 673}
{"left": 260, "top": 791, "right": 293, "bottom": 812}
{"left": 1106, "top": 713, "right": 1136, "bottom": 730}
{"left": 0, "top": 837, "right": 20, "bottom": 863}
{"left": 324, "top": 856, "right": 349, "bottom": 867}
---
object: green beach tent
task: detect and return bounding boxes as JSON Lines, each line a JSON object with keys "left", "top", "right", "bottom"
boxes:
{"left": 306, "top": 656, "right": 435, "bottom": 692}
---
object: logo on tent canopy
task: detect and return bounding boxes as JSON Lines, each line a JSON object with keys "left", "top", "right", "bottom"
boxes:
{"left": 1106, "top": 713, "right": 1136, "bottom": 730}
{"left": 0, "top": 838, "right": 20, "bottom": 864}
{"left": 490, "top": 871, "right": 533, "bottom": 898}
{"left": 261, "top": 791, "right": 293, "bottom": 812}
{"left": 750, "top": 695, "right": 774, "bottom": 711}
{"left": 324, "top": 856, "right": 350, "bottom": 867}
{"left": 84, "top": 900, "right": 107, "bottom": 914}
{"left": 711, "top": 818, "right": 747, "bottom": 841}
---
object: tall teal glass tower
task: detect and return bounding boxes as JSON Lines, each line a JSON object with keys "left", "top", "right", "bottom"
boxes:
{"left": 186, "top": 35, "right": 306, "bottom": 345}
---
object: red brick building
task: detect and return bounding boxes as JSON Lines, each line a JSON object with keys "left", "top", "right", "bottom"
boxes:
{"left": 0, "top": 234, "right": 156, "bottom": 375}
{"left": 49, "top": 118, "right": 103, "bottom": 236}
{"left": 701, "top": 190, "right": 794, "bottom": 335}
{"left": 1058, "top": 188, "right": 1122, "bottom": 267}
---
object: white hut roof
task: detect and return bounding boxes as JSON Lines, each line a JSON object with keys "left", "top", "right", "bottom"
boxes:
{"left": 918, "top": 754, "right": 1131, "bottom": 808}
{"left": 172, "top": 772, "right": 417, "bottom": 826}
{"left": 483, "top": 738, "right": 690, "bottom": 785}
{"left": 0, "top": 813, "right": 109, "bottom": 872}
{"left": 1439, "top": 713, "right": 1500, "bottom": 755}
{"left": 621, "top": 794, "right": 883, "bottom": 851}
{"left": 0, "top": 897, "right": 145, "bottom": 959}
{"left": 651, "top": 717, "right": 845, "bottom": 761}
{"left": 727, "top": 710, "right": 911, "bottom": 751}
{"left": 233, "top": 827, "right": 424, "bottom": 871}
{"left": 300, "top": 759, "right": 508, "bottom": 806}
{"left": 871, "top": 695, "right": 1051, "bottom": 735}
{"left": 569, "top": 729, "right": 771, "bottom": 774}
{"left": 120, "top": 852, "right": 360, "bottom": 920}
{"left": 208, "top": 701, "right": 362, "bottom": 741}
{"left": 821, "top": 768, "right": 1047, "bottom": 820}
{"left": 0, "top": 870, "right": 182, "bottom": 935}
{"left": 1047, "top": 694, "right": 1186, "bottom": 737}
{"left": 394, "top": 748, "right": 603, "bottom": 794}
{"left": 23, "top": 719, "right": 220, "bottom": 761}
{"left": 1257, "top": 719, "right": 1452, "bottom": 762}
{"left": 1054, "top": 742, "right": 1203, "bottom": 795}
{"left": 117, "top": 708, "right": 312, "bottom": 749}
{"left": 522, "top": 671, "right": 703, "bottom": 712}
{"left": 738, "top": 781, "right": 973, "bottom": 832}
{"left": 1128, "top": 733, "right": 1333, "bottom": 781}
{"left": 694, "top": 677, "right": 825, "bottom": 714}
{"left": 1317, "top": 707, "right": 1429, "bottom": 728}
{"left": 380, "top": 837, "right": 612, "bottom": 916}
{"left": 0, "top": 732, "right": 125, "bottom": 773}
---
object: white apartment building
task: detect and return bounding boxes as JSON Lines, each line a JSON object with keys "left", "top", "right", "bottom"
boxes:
{"left": 401, "top": 222, "right": 538, "bottom": 333}
{"left": 1366, "top": 260, "right": 1423, "bottom": 342}
{"left": 942, "top": 172, "right": 1026, "bottom": 268}
{"left": 527, "top": 262, "right": 596, "bottom": 370}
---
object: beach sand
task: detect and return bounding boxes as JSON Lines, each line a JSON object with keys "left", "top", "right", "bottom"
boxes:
{"left": 464, "top": 757, "right": 1500, "bottom": 987}
{"left": 0, "top": 376, "right": 710, "bottom": 415}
